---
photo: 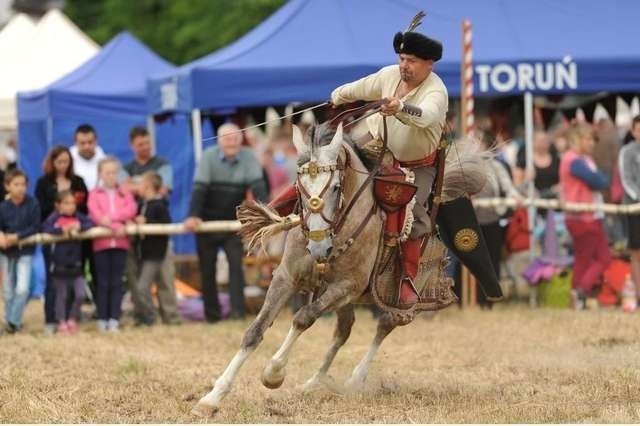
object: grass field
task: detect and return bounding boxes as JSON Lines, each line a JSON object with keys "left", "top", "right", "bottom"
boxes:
{"left": 1, "top": 300, "right": 640, "bottom": 423}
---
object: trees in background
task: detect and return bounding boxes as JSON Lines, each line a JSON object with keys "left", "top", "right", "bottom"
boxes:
{"left": 65, "top": 0, "right": 286, "bottom": 64}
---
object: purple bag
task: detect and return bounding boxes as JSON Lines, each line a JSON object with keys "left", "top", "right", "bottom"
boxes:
{"left": 177, "top": 293, "right": 231, "bottom": 321}
{"left": 522, "top": 212, "right": 573, "bottom": 286}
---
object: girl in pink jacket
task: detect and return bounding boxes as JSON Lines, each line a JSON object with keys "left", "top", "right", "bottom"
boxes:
{"left": 88, "top": 156, "right": 137, "bottom": 331}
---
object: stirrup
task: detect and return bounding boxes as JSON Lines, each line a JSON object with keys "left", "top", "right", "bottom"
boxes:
{"left": 396, "top": 276, "right": 419, "bottom": 308}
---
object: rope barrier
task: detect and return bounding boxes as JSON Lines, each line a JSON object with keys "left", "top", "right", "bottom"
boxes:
{"left": 15, "top": 221, "right": 241, "bottom": 248}
{"left": 472, "top": 197, "right": 640, "bottom": 215}
{"left": 11, "top": 197, "right": 639, "bottom": 248}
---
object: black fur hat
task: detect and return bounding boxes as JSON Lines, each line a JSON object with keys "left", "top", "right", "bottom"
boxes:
{"left": 393, "top": 31, "right": 443, "bottom": 61}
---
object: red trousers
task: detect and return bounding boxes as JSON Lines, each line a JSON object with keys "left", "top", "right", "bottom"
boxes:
{"left": 565, "top": 218, "right": 611, "bottom": 295}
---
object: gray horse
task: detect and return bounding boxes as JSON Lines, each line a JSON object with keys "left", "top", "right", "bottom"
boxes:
{"left": 192, "top": 122, "right": 487, "bottom": 416}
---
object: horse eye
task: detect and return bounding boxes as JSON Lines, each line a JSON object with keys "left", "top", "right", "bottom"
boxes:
{"left": 333, "top": 185, "right": 340, "bottom": 192}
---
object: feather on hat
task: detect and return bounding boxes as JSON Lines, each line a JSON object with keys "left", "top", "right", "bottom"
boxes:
{"left": 393, "top": 11, "right": 443, "bottom": 61}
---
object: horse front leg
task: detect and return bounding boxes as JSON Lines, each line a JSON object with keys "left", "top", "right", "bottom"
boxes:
{"left": 302, "top": 304, "right": 355, "bottom": 392}
{"left": 192, "top": 270, "right": 294, "bottom": 417}
{"left": 344, "top": 312, "right": 399, "bottom": 392}
{"left": 261, "top": 281, "right": 352, "bottom": 389}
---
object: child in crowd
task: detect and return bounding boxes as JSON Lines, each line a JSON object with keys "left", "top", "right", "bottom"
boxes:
{"left": 41, "top": 190, "right": 93, "bottom": 335}
{"left": 0, "top": 169, "right": 40, "bottom": 334}
{"left": 88, "top": 157, "right": 137, "bottom": 332}
{"left": 132, "top": 172, "right": 172, "bottom": 326}
{"left": 560, "top": 124, "right": 611, "bottom": 309}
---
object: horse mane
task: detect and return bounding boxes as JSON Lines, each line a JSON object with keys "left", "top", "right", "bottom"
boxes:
{"left": 297, "top": 122, "right": 362, "bottom": 167}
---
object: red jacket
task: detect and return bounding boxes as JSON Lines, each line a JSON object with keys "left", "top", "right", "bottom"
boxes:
{"left": 87, "top": 185, "right": 137, "bottom": 252}
{"left": 559, "top": 149, "right": 598, "bottom": 222}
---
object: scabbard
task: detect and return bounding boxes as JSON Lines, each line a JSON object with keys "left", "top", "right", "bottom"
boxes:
{"left": 436, "top": 196, "right": 504, "bottom": 301}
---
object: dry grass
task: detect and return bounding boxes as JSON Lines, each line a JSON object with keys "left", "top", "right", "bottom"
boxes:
{"left": 2, "top": 301, "right": 640, "bottom": 423}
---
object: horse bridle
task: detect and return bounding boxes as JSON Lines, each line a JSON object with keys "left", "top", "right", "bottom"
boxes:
{"left": 296, "top": 156, "right": 346, "bottom": 242}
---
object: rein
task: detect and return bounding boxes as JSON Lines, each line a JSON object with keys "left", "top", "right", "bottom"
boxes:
{"left": 332, "top": 111, "right": 388, "bottom": 233}
{"left": 328, "top": 99, "right": 389, "bottom": 129}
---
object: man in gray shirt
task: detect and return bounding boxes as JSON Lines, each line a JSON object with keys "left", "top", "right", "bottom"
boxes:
{"left": 184, "top": 123, "right": 268, "bottom": 321}
{"left": 619, "top": 115, "right": 640, "bottom": 299}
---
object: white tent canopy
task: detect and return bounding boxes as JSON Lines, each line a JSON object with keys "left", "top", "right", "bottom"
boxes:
{"left": 0, "top": 13, "right": 36, "bottom": 58}
{"left": 0, "top": 9, "right": 98, "bottom": 129}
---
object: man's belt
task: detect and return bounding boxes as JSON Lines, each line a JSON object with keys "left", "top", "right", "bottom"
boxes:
{"left": 355, "top": 132, "right": 438, "bottom": 168}
{"left": 398, "top": 151, "right": 438, "bottom": 168}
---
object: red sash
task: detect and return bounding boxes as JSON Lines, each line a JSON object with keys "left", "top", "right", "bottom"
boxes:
{"left": 398, "top": 150, "right": 438, "bottom": 168}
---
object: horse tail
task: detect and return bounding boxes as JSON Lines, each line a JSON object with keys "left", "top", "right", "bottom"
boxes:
{"left": 236, "top": 202, "right": 300, "bottom": 252}
{"left": 441, "top": 138, "right": 491, "bottom": 202}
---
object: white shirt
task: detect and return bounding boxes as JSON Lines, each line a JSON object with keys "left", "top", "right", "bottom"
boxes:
{"left": 331, "top": 65, "right": 448, "bottom": 162}
{"left": 70, "top": 145, "right": 106, "bottom": 189}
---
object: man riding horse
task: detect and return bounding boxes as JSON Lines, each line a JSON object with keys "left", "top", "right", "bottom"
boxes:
{"left": 270, "top": 18, "right": 503, "bottom": 307}
{"left": 193, "top": 14, "right": 505, "bottom": 417}
{"left": 330, "top": 25, "right": 447, "bottom": 307}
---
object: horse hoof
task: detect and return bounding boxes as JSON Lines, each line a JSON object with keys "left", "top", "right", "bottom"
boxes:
{"left": 191, "top": 401, "right": 218, "bottom": 418}
{"left": 301, "top": 374, "right": 344, "bottom": 394}
{"left": 261, "top": 365, "right": 286, "bottom": 389}
{"left": 300, "top": 374, "right": 323, "bottom": 393}
{"left": 344, "top": 377, "right": 365, "bottom": 394}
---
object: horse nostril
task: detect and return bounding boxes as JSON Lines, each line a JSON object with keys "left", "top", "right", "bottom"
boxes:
{"left": 326, "top": 246, "right": 333, "bottom": 257}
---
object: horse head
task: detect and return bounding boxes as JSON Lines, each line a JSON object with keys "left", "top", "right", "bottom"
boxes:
{"left": 293, "top": 122, "right": 345, "bottom": 260}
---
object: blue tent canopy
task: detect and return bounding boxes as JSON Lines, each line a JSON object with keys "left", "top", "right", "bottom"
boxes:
{"left": 18, "top": 31, "right": 194, "bottom": 254}
{"left": 21, "top": 32, "right": 175, "bottom": 120}
{"left": 148, "top": 0, "right": 640, "bottom": 113}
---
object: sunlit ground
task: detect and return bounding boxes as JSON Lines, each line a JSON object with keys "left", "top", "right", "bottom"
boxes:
{"left": 1, "top": 300, "right": 640, "bottom": 423}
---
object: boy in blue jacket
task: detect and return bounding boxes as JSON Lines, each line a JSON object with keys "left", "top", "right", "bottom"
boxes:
{"left": 0, "top": 169, "right": 40, "bottom": 334}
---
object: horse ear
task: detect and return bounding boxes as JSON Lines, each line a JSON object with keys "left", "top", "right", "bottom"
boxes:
{"left": 291, "top": 124, "right": 307, "bottom": 155}
{"left": 325, "top": 122, "right": 343, "bottom": 158}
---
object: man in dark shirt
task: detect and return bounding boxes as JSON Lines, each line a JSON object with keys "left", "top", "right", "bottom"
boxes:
{"left": 123, "top": 127, "right": 173, "bottom": 196}
{"left": 123, "top": 126, "right": 181, "bottom": 325}
{"left": 184, "top": 123, "right": 268, "bottom": 321}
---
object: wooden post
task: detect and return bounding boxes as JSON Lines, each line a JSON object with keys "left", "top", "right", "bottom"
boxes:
{"left": 460, "top": 19, "right": 476, "bottom": 308}
{"left": 461, "top": 20, "right": 475, "bottom": 136}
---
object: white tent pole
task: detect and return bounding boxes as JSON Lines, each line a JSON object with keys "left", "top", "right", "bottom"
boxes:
{"left": 524, "top": 91, "right": 536, "bottom": 308}
{"left": 147, "top": 115, "right": 156, "bottom": 155}
{"left": 524, "top": 92, "right": 535, "bottom": 261}
{"left": 191, "top": 109, "right": 203, "bottom": 164}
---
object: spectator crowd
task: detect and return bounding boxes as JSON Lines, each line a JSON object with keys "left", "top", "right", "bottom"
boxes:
{"left": 469, "top": 113, "right": 640, "bottom": 311}
{"left": 1, "top": 109, "right": 640, "bottom": 336}
{"left": 0, "top": 119, "right": 299, "bottom": 336}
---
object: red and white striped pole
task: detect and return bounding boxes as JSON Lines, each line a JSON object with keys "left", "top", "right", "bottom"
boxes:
{"left": 461, "top": 19, "right": 474, "bottom": 136}
{"left": 460, "top": 19, "right": 477, "bottom": 307}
